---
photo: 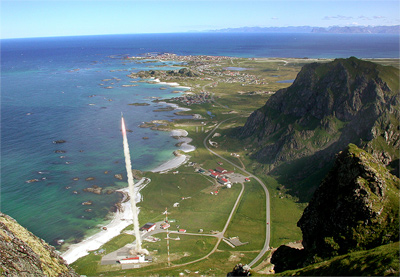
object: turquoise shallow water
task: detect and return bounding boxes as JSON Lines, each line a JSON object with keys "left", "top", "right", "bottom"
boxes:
{"left": 1, "top": 43, "right": 190, "bottom": 246}
{"left": 1, "top": 33, "right": 399, "bottom": 247}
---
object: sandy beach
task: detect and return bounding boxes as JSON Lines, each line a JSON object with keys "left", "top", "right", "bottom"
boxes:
{"left": 61, "top": 129, "right": 195, "bottom": 263}
{"left": 151, "top": 129, "right": 195, "bottom": 172}
{"left": 158, "top": 101, "right": 191, "bottom": 112}
{"left": 61, "top": 84, "right": 196, "bottom": 264}
{"left": 61, "top": 178, "right": 149, "bottom": 264}
{"left": 150, "top": 78, "right": 192, "bottom": 90}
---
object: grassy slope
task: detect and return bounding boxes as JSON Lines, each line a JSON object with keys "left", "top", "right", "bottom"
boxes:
{"left": 276, "top": 242, "right": 399, "bottom": 276}
{"left": 71, "top": 58, "right": 399, "bottom": 275}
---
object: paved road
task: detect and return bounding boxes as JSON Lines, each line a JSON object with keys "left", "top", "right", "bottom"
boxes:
{"left": 102, "top": 117, "right": 270, "bottom": 269}
{"left": 102, "top": 181, "right": 246, "bottom": 267}
{"left": 203, "top": 117, "right": 271, "bottom": 268}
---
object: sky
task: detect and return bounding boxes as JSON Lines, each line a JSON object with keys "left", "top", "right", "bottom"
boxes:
{"left": 1, "top": 0, "right": 399, "bottom": 39}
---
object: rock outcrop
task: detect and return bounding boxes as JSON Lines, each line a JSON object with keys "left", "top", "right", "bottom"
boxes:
{"left": 271, "top": 144, "right": 400, "bottom": 272}
{"left": 0, "top": 212, "right": 78, "bottom": 276}
{"left": 238, "top": 57, "right": 399, "bottom": 181}
{"left": 298, "top": 144, "right": 399, "bottom": 260}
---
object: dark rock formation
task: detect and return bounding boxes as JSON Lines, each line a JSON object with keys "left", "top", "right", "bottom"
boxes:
{"left": 114, "top": 174, "right": 123, "bottom": 180}
{"left": 298, "top": 144, "right": 399, "bottom": 261}
{"left": 0, "top": 212, "right": 78, "bottom": 276}
{"left": 270, "top": 245, "right": 305, "bottom": 272}
{"left": 53, "top": 140, "right": 66, "bottom": 144}
{"left": 227, "top": 263, "right": 251, "bottom": 276}
{"left": 83, "top": 185, "right": 103, "bottom": 195}
{"left": 271, "top": 144, "right": 400, "bottom": 272}
{"left": 238, "top": 57, "right": 399, "bottom": 172}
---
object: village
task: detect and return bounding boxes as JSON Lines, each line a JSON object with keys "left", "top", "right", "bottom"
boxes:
{"left": 126, "top": 52, "right": 267, "bottom": 89}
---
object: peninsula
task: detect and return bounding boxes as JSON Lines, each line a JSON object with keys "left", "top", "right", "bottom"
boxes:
{"left": 67, "top": 54, "right": 399, "bottom": 276}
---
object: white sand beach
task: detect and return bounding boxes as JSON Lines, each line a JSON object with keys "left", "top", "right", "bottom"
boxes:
{"left": 150, "top": 78, "right": 191, "bottom": 90}
{"left": 151, "top": 129, "right": 195, "bottom": 172}
{"left": 61, "top": 178, "right": 149, "bottom": 264}
{"left": 61, "top": 118, "right": 195, "bottom": 265}
{"left": 178, "top": 137, "right": 196, "bottom": 152}
{"left": 159, "top": 101, "right": 191, "bottom": 112}
{"left": 150, "top": 155, "right": 189, "bottom": 173}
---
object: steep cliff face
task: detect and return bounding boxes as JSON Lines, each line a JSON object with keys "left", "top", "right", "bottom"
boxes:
{"left": 297, "top": 144, "right": 399, "bottom": 260}
{"left": 239, "top": 57, "right": 399, "bottom": 176}
{"left": 0, "top": 212, "right": 78, "bottom": 276}
{"left": 271, "top": 144, "right": 399, "bottom": 273}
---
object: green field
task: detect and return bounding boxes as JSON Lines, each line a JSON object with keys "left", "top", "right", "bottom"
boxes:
{"left": 71, "top": 57, "right": 399, "bottom": 275}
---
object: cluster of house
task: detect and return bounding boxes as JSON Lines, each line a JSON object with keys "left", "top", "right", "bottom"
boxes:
{"left": 170, "top": 91, "right": 212, "bottom": 106}
{"left": 208, "top": 166, "right": 234, "bottom": 186}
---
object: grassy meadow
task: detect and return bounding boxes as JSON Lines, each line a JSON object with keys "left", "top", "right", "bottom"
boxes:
{"left": 71, "top": 57, "right": 399, "bottom": 275}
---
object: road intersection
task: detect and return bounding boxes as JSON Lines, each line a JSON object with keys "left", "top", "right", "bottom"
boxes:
{"left": 102, "top": 117, "right": 270, "bottom": 269}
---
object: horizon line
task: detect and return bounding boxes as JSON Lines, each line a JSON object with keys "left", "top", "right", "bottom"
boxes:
{"left": 2, "top": 24, "right": 399, "bottom": 40}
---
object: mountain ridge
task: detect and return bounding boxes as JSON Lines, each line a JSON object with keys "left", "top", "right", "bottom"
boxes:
{"left": 236, "top": 57, "right": 399, "bottom": 200}
{"left": 271, "top": 144, "right": 399, "bottom": 274}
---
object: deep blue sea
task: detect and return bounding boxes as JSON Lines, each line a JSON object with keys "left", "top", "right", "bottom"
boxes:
{"left": 1, "top": 33, "right": 399, "bottom": 248}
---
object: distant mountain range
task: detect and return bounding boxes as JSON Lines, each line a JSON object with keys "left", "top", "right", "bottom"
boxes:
{"left": 210, "top": 25, "right": 400, "bottom": 34}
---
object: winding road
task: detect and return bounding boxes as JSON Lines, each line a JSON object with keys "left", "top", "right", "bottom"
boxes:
{"left": 102, "top": 117, "right": 270, "bottom": 270}
{"left": 203, "top": 117, "right": 271, "bottom": 267}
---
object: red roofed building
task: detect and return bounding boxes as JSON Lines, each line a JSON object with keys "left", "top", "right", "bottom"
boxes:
{"left": 215, "top": 167, "right": 227, "bottom": 173}
{"left": 210, "top": 172, "right": 221, "bottom": 178}
{"left": 140, "top": 223, "right": 156, "bottom": 232}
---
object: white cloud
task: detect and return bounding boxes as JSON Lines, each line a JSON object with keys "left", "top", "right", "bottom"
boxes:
{"left": 323, "top": 15, "right": 353, "bottom": 20}
{"left": 358, "top": 15, "right": 371, "bottom": 20}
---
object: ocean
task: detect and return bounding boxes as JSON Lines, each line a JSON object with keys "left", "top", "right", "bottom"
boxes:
{"left": 1, "top": 32, "right": 399, "bottom": 248}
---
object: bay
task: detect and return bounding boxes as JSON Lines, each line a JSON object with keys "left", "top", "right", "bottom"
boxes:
{"left": 1, "top": 32, "right": 398, "bottom": 247}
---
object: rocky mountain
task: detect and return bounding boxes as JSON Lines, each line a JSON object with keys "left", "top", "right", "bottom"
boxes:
{"left": 238, "top": 57, "right": 399, "bottom": 198}
{"left": 0, "top": 212, "right": 78, "bottom": 276}
{"left": 271, "top": 144, "right": 399, "bottom": 273}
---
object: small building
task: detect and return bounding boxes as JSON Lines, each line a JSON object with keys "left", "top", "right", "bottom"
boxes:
{"left": 244, "top": 178, "right": 251, "bottom": 182}
{"left": 215, "top": 167, "right": 228, "bottom": 173}
{"left": 178, "top": 229, "right": 186, "bottom": 233}
{"left": 210, "top": 172, "right": 221, "bottom": 178}
{"left": 140, "top": 223, "right": 156, "bottom": 232}
{"left": 119, "top": 254, "right": 149, "bottom": 264}
{"left": 173, "top": 202, "right": 180, "bottom": 208}
{"left": 218, "top": 178, "right": 230, "bottom": 185}
{"left": 161, "top": 223, "right": 170, "bottom": 229}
